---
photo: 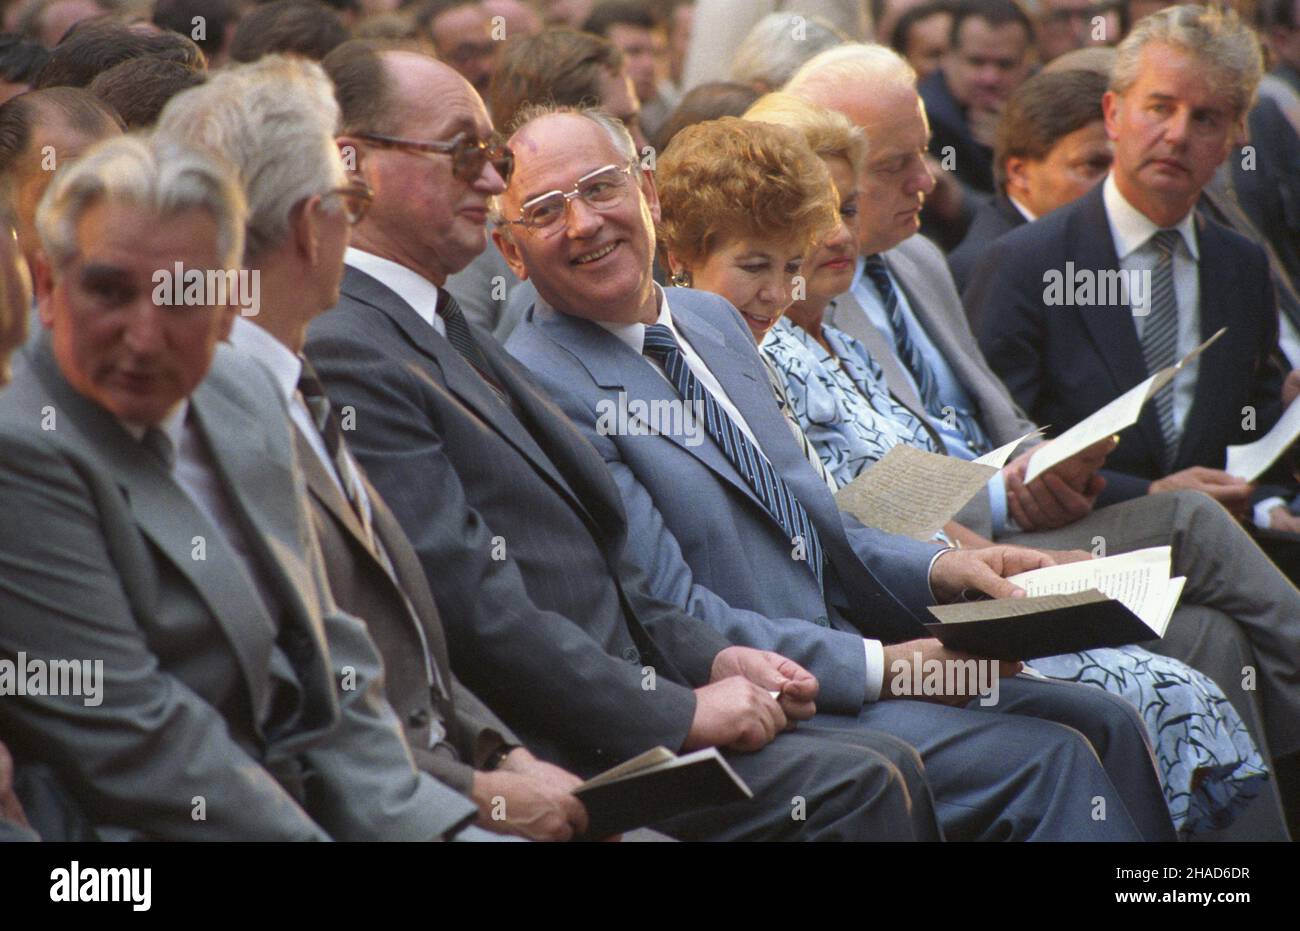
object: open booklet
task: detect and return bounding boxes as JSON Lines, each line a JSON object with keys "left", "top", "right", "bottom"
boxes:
{"left": 923, "top": 546, "right": 1186, "bottom": 660}
{"left": 1225, "top": 393, "right": 1300, "bottom": 481}
{"left": 833, "top": 430, "right": 1040, "bottom": 541}
{"left": 1023, "top": 328, "right": 1227, "bottom": 484}
{"left": 573, "top": 746, "right": 752, "bottom": 839}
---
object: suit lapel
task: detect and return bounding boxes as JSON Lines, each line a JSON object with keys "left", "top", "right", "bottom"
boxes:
{"left": 535, "top": 304, "right": 770, "bottom": 512}
{"left": 826, "top": 287, "right": 927, "bottom": 415}
{"left": 340, "top": 267, "right": 594, "bottom": 522}
{"left": 30, "top": 340, "right": 280, "bottom": 729}
{"left": 189, "top": 372, "right": 336, "bottom": 735}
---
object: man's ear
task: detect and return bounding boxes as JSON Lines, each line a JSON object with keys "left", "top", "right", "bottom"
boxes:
{"left": 33, "top": 251, "right": 56, "bottom": 329}
{"left": 491, "top": 226, "right": 529, "bottom": 281}
{"left": 292, "top": 195, "right": 324, "bottom": 267}
{"left": 638, "top": 165, "right": 661, "bottom": 224}
{"left": 1003, "top": 156, "right": 1030, "bottom": 201}
{"left": 1101, "top": 90, "right": 1121, "bottom": 142}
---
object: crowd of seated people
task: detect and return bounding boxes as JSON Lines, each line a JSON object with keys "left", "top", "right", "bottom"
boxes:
{"left": 0, "top": 0, "right": 1298, "bottom": 843}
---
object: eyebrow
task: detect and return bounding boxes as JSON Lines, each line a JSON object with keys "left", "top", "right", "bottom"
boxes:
{"left": 518, "top": 164, "right": 614, "bottom": 205}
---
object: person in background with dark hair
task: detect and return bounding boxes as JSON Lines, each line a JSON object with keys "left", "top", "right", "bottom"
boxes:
{"left": 0, "top": 33, "right": 47, "bottom": 102}
{"left": 0, "top": 86, "right": 121, "bottom": 274}
{"left": 920, "top": 0, "right": 1034, "bottom": 198}
{"left": 445, "top": 27, "right": 643, "bottom": 338}
{"left": 14, "top": 0, "right": 107, "bottom": 48}
{"left": 35, "top": 19, "right": 205, "bottom": 88}
{"left": 889, "top": 0, "right": 952, "bottom": 80}
{"left": 416, "top": 0, "right": 497, "bottom": 94}
{"left": 583, "top": 1, "right": 675, "bottom": 140}
{"left": 948, "top": 68, "right": 1111, "bottom": 293}
{"left": 654, "top": 78, "right": 758, "bottom": 149}
{"left": 230, "top": 0, "right": 349, "bottom": 63}
{"left": 1031, "top": 0, "right": 1122, "bottom": 64}
{"left": 153, "top": 0, "right": 245, "bottom": 69}
{"left": 88, "top": 55, "right": 205, "bottom": 128}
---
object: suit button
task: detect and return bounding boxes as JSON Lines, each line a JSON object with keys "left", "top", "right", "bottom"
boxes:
{"left": 814, "top": 616, "right": 830, "bottom": 627}
{"left": 622, "top": 647, "right": 640, "bottom": 663}
{"left": 408, "top": 708, "right": 431, "bottom": 729}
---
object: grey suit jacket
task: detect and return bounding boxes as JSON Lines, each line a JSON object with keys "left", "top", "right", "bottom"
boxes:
{"left": 306, "top": 267, "right": 733, "bottom": 777}
{"left": 293, "top": 420, "right": 518, "bottom": 795}
{"left": 0, "top": 333, "right": 476, "bottom": 840}
{"left": 826, "top": 235, "right": 1039, "bottom": 535}
{"left": 506, "top": 288, "right": 944, "bottom": 714}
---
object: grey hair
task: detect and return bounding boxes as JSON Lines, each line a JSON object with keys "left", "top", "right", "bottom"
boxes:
{"left": 36, "top": 133, "right": 246, "bottom": 271}
{"left": 1111, "top": 4, "right": 1263, "bottom": 119}
{"left": 783, "top": 41, "right": 917, "bottom": 100}
{"left": 154, "top": 55, "right": 345, "bottom": 263}
{"left": 490, "top": 102, "right": 638, "bottom": 228}
{"left": 729, "top": 13, "right": 848, "bottom": 91}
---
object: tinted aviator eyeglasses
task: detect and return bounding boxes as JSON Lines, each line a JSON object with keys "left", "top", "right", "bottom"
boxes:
{"left": 355, "top": 131, "right": 515, "bottom": 183}
{"left": 506, "top": 163, "right": 636, "bottom": 236}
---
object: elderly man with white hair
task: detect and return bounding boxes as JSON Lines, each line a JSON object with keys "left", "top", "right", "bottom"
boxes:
{"left": 0, "top": 130, "right": 482, "bottom": 840}
{"left": 785, "top": 28, "right": 1300, "bottom": 837}
{"left": 153, "top": 54, "right": 594, "bottom": 842}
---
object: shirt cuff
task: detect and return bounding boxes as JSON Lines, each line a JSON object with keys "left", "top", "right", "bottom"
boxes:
{"left": 926, "top": 545, "right": 956, "bottom": 603}
{"left": 863, "top": 638, "right": 885, "bottom": 702}
{"left": 988, "top": 471, "right": 1011, "bottom": 536}
{"left": 1254, "top": 496, "right": 1288, "bottom": 529}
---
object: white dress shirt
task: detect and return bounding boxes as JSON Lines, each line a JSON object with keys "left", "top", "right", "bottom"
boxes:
{"left": 345, "top": 247, "right": 446, "bottom": 337}
{"left": 1102, "top": 173, "right": 1201, "bottom": 436}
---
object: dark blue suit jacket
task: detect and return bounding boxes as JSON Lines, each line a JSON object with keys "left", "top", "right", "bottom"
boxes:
{"left": 967, "top": 183, "right": 1289, "bottom": 505}
{"left": 948, "top": 191, "right": 1026, "bottom": 297}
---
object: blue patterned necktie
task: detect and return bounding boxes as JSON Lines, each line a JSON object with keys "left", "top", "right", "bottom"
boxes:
{"left": 1139, "top": 230, "right": 1183, "bottom": 469}
{"left": 861, "top": 255, "right": 991, "bottom": 455}
{"left": 642, "top": 323, "right": 825, "bottom": 592}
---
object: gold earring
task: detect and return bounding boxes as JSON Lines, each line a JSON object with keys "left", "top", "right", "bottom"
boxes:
{"left": 670, "top": 268, "right": 691, "bottom": 287}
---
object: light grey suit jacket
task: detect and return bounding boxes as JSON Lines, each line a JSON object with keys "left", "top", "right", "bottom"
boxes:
{"left": 825, "top": 234, "right": 1038, "bottom": 535}
{"left": 507, "top": 288, "right": 942, "bottom": 714}
{"left": 0, "top": 334, "right": 476, "bottom": 840}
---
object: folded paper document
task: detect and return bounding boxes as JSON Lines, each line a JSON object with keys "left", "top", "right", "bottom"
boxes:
{"left": 924, "top": 547, "right": 1186, "bottom": 660}
{"left": 1024, "top": 328, "right": 1226, "bottom": 484}
{"left": 835, "top": 445, "right": 996, "bottom": 540}
{"left": 574, "top": 746, "right": 752, "bottom": 839}
{"left": 1225, "top": 396, "right": 1300, "bottom": 481}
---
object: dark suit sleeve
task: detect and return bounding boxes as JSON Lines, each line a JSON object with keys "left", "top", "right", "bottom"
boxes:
{"left": 0, "top": 436, "right": 329, "bottom": 841}
{"left": 967, "top": 237, "right": 1050, "bottom": 417}
{"left": 305, "top": 328, "right": 700, "bottom": 762}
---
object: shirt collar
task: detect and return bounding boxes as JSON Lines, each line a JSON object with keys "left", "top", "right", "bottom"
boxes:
{"left": 1102, "top": 172, "right": 1200, "bottom": 261}
{"left": 226, "top": 316, "right": 302, "bottom": 405}
{"left": 1007, "top": 195, "right": 1037, "bottom": 222}
{"left": 118, "top": 399, "right": 189, "bottom": 448}
{"left": 594, "top": 283, "right": 674, "bottom": 355}
{"left": 345, "top": 246, "right": 444, "bottom": 327}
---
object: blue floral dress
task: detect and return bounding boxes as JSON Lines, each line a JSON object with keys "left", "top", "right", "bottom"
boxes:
{"left": 761, "top": 316, "right": 1267, "bottom": 836}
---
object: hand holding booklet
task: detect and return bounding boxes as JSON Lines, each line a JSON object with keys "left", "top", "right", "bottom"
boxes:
{"left": 924, "top": 547, "right": 1186, "bottom": 661}
{"left": 573, "top": 746, "right": 752, "bottom": 839}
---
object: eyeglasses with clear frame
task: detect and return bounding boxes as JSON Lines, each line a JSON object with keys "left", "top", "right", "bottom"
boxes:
{"left": 506, "top": 163, "right": 637, "bottom": 238}
{"left": 355, "top": 131, "right": 514, "bottom": 184}
{"left": 324, "top": 178, "right": 374, "bottom": 225}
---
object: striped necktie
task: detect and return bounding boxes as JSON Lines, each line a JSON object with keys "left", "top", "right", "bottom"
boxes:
{"left": 861, "top": 255, "right": 991, "bottom": 455}
{"left": 642, "top": 323, "right": 825, "bottom": 592}
{"left": 1139, "top": 229, "right": 1183, "bottom": 468}
{"left": 436, "top": 291, "right": 510, "bottom": 406}
{"left": 297, "top": 361, "right": 376, "bottom": 548}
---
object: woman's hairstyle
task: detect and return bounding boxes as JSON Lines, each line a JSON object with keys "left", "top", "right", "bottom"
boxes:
{"left": 655, "top": 116, "right": 839, "bottom": 270}
{"left": 742, "top": 91, "right": 867, "bottom": 177}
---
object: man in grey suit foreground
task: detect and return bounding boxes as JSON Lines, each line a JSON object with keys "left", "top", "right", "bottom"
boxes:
{"left": 499, "top": 104, "right": 1172, "bottom": 842}
{"left": 785, "top": 39, "right": 1300, "bottom": 833}
{"left": 0, "top": 133, "right": 479, "bottom": 840}
{"left": 155, "top": 54, "right": 591, "bottom": 842}
{"left": 306, "top": 42, "right": 945, "bottom": 841}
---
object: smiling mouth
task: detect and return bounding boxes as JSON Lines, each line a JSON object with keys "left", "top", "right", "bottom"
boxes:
{"left": 740, "top": 310, "right": 775, "bottom": 328}
{"left": 572, "top": 241, "right": 619, "bottom": 266}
